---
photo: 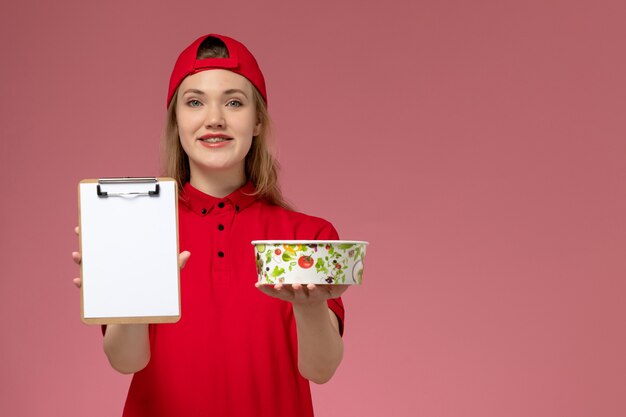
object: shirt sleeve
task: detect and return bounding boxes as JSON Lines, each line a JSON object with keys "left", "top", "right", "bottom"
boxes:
{"left": 314, "top": 220, "right": 345, "bottom": 337}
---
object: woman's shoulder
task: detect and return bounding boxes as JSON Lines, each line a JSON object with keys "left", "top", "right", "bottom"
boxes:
{"left": 254, "top": 201, "right": 339, "bottom": 240}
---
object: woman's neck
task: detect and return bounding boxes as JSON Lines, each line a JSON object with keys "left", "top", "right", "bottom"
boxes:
{"left": 189, "top": 166, "right": 247, "bottom": 198}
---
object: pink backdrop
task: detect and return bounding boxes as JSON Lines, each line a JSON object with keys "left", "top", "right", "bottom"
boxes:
{"left": 1, "top": 0, "right": 625, "bottom": 416}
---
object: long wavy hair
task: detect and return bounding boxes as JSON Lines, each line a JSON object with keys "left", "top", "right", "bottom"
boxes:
{"left": 162, "top": 36, "right": 292, "bottom": 210}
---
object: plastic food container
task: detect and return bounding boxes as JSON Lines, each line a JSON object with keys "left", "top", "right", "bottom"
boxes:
{"left": 251, "top": 240, "right": 368, "bottom": 285}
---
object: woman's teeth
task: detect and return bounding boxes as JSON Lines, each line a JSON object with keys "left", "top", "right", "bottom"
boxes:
{"left": 201, "top": 137, "right": 230, "bottom": 143}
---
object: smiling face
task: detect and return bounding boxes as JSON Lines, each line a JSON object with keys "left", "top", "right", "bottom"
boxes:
{"left": 176, "top": 69, "right": 261, "bottom": 184}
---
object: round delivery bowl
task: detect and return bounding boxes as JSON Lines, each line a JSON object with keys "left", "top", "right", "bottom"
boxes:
{"left": 251, "top": 240, "right": 368, "bottom": 285}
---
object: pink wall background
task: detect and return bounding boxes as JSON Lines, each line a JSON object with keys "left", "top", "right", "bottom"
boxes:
{"left": 1, "top": 0, "right": 625, "bottom": 416}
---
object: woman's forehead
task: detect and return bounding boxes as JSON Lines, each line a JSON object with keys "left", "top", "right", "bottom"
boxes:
{"left": 178, "top": 69, "right": 253, "bottom": 96}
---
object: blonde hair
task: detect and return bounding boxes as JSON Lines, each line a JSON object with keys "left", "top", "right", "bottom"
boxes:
{"left": 162, "top": 37, "right": 292, "bottom": 210}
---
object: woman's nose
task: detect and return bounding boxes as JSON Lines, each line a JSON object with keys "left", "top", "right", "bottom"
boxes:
{"left": 204, "top": 106, "right": 225, "bottom": 129}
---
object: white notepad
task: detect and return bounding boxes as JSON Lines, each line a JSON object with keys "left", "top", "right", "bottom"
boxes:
{"left": 78, "top": 178, "right": 180, "bottom": 324}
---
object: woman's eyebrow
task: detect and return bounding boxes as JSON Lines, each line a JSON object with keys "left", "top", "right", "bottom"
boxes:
{"left": 182, "top": 88, "right": 206, "bottom": 96}
{"left": 224, "top": 89, "right": 248, "bottom": 98}
{"left": 182, "top": 88, "right": 248, "bottom": 97}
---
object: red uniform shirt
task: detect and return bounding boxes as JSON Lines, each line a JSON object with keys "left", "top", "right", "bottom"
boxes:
{"left": 120, "top": 182, "right": 344, "bottom": 417}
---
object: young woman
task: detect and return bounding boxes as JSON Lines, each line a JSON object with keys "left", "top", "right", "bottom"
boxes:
{"left": 73, "top": 34, "right": 348, "bottom": 417}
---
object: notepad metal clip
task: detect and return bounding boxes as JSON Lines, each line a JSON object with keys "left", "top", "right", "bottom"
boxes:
{"left": 97, "top": 177, "right": 160, "bottom": 198}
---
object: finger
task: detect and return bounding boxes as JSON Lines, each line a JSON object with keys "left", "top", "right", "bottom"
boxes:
{"left": 306, "top": 283, "right": 324, "bottom": 298}
{"left": 178, "top": 251, "right": 191, "bottom": 269}
{"left": 273, "top": 283, "right": 296, "bottom": 297}
{"left": 328, "top": 284, "right": 349, "bottom": 298}
{"left": 255, "top": 282, "right": 281, "bottom": 297}
{"left": 306, "top": 284, "right": 334, "bottom": 302}
{"left": 292, "top": 283, "right": 309, "bottom": 302}
{"left": 74, "top": 226, "right": 79, "bottom": 236}
{"left": 316, "top": 283, "right": 334, "bottom": 299}
{"left": 72, "top": 251, "right": 82, "bottom": 265}
{"left": 73, "top": 277, "right": 82, "bottom": 288}
{"left": 255, "top": 282, "right": 276, "bottom": 291}
{"left": 334, "top": 284, "right": 350, "bottom": 295}
{"left": 256, "top": 282, "right": 294, "bottom": 301}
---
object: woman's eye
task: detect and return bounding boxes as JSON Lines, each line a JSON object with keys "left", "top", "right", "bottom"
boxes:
{"left": 227, "top": 100, "right": 242, "bottom": 108}
{"left": 187, "top": 99, "right": 202, "bottom": 107}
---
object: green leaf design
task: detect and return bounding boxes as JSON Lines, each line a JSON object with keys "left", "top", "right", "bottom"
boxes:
{"left": 338, "top": 244, "right": 355, "bottom": 250}
{"left": 315, "top": 257, "right": 328, "bottom": 275}
{"left": 271, "top": 266, "right": 285, "bottom": 278}
{"left": 282, "top": 251, "right": 297, "bottom": 262}
{"left": 336, "top": 269, "right": 345, "bottom": 283}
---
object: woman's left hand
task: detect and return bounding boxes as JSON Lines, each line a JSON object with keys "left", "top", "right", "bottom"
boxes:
{"left": 255, "top": 282, "right": 349, "bottom": 306}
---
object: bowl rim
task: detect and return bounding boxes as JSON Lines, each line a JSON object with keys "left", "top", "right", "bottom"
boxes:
{"left": 251, "top": 240, "right": 368, "bottom": 245}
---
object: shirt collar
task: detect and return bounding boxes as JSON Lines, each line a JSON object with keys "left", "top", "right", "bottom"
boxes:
{"left": 182, "top": 181, "right": 258, "bottom": 216}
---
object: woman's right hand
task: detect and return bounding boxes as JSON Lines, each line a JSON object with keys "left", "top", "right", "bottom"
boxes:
{"left": 71, "top": 226, "right": 191, "bottom": 288}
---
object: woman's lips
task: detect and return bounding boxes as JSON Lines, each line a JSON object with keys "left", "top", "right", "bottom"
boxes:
{"left": 199, "top": 134, "right": 233, "bottom": 142}
{"left": 198, "top": 134, "right": 233, "bottom": 148}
